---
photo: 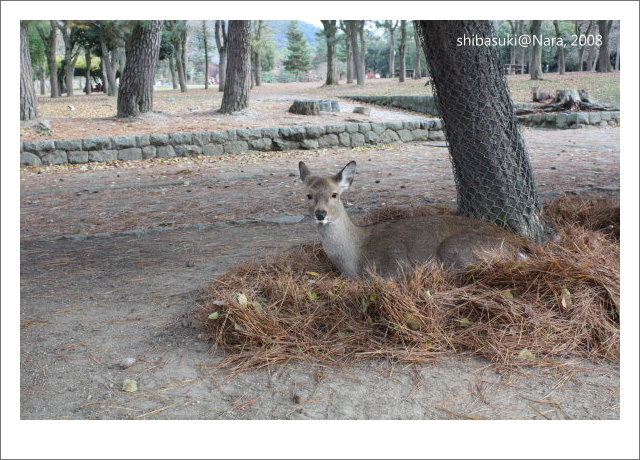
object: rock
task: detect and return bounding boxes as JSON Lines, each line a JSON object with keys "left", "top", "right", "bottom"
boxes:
{"left": 119, "top": 357, "right": 136, "bottom": 369}
{"left": 353, "top": 106, "right": 371, "bottom": 116}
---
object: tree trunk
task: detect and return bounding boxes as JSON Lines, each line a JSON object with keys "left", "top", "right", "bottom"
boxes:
{"left": 45, "top": 20, "right": 59, "bottom": 98}
{"left": 84, "top": 50, "right": 92, "bottom": 94}
{"left": 614, "top": 34, "right": 620, "bottom": 70}
{"left": 358, "top": 24, "right": 365, "bottom": 79}
{"left": 58, "top": 22, "right": 78, "bottom": 96}
{"left": 220, "top": 20, "right": 252, "bottom": 114}
{"left": 345, "top": 37, "right": 353, "bottom": 83}
{"left": 388, "top": 25, "right": 396, "bottom": 77}
{"left": 416, "top": 20, "right": 550, "bottom": 243}
{"left": 597, "top": 20, "right": 612, "bottom": 72}
{"left": 215, "top": 20, "right": 227, "bottom": 92}
{"left": 169, "top": 55, "right": 178, "bottom": 89}
{"left": 413, "top": 25, "right": 422, "bottom": 78}
{"left": 321, "top": 20, "right": 339, "bottom": 85}
{"left": 398, "top": 20, "right": 407, "bottom": 82}
{"left": 99, "top": 31, "right": 118, "bottom": 96}
{"left": 20, "top": 21, "right": 39, "bottom": 121}
{"left": 553, "top": 21, "right": 565, "bottom": 75}
{"left": 116, "top": 20, "right": 163, "bottom": 118}
{"left": 529, "top": 20, "right": 543, "bottom": 80}
{"left": 203, "top": 20, "right": 209, "bottom": 89}
{"left": 174, "top": 38, "right": 187, "bottom": 92}
{"left": 39, "top": 61, "right": 46, "bottom": 95}
{"left": 348, "top": 21, "right": 364, "bottom": 85}
{"left": 508, "top": 21, "right": 517, "bottom": 74}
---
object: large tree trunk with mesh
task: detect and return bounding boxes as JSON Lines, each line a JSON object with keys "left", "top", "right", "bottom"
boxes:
{"left": 220, "top": 21, "right": 251, "bottom": 114}
{"left": 20, "top": 21, "right": 39, "bottom": 121}
{"left": 116, "top": 20, "right": 163, "bottom": 118}
{"left": 416, "top": 20, "right": 550, "bottom": 243}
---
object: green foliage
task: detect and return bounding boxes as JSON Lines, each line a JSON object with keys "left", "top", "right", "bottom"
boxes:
{"left": 282, "top": 20, "right": 312, "bottom": 77}
{"left": 27, "top": 22, "right": 46, "bottom": 68}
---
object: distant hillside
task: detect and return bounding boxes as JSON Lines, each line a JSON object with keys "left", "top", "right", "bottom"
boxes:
{"left": 268, "top": 20, "right": 322, "bottom": 51}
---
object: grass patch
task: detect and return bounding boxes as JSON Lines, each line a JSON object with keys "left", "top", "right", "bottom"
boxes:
{"left": 197, "top": 195, "right": 619, "bottom": 372}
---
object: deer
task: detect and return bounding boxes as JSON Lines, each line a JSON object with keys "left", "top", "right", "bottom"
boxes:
{"left": 299, "top": 160, "right": 524, "bottom": 279}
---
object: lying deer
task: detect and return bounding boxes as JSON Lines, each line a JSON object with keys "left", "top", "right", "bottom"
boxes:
{"left": 299, "top": 160, "right": 523, "bottom": 279}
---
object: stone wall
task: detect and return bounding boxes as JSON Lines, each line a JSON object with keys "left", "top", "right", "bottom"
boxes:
{"left": 517, "top": 110, "right": 620, "bottom": 129}
{"left": 20, "top": 119, "right": 446, "bottom": 166}
{"left": 342, "top": 95, "right": 536, "bottom": 116}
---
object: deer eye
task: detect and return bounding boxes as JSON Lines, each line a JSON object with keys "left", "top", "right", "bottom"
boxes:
{"left": 306, "top": 194, "right": 313, "bottom": 200}
{"left": 331, "top": 193, "right": 338, "bottom": 198}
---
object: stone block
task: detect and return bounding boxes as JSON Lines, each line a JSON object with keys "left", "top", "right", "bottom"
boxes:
{"left": 555, "top": 113, "right": 568, "bottom": 129}
{"left": 326, "top": 124, "right": 346, "bottom": 134}
{"left": 381, "top": 130, "right": 400, "bottom": 143}
{"left": 318, "top": 134, "right": 340, "bottom": 148}
{"left": 412, "top": 129, "right": 429, "bottom": 141}
{"left": 305, "top": 126, "right": 326, "bottom": 139}
{"left": 118, "top": 148, "right": 142, "bottom": 161}
{"left": 385, "top": 121, "right": 404, "bottom": 131}
{"left": 370, "top": 122, "right": 386, "bottom": 134}
{"left": 339, "top": 132, "right": 351, "bottom": 147}
{"left": 203, "top": 143, "right": 225, "bottom": 155}
{"left": 174, "top": 144, "right": 202, "bottom": 157}
{"left": 149, "top": 134, "right": 170, "bottom": 146}
{"left": 41, "top": 150, "right": 68, "bottom": 165}
{"left": 142, "top": 146, "right": 157, "bottom": 159}
{"left": 113, "top": 136, "right": 137, "bottom": 149}
{"left": 403, "top": 121, "right": 420, "bottom": 130}
{"left": 350, "top": 133, "right": 366, "bottom": 147}
{"left": 428, "top": 130, "right": 446, "bottom": 141}
{"left": 169, "top": 132, "right": 193, "bottom": 145}
{"left": 136, "top": 135, "right": 150, "bottom": 148}
{"left": 301, "top": 139, "right": 319, "bottom": 150}
{"left": 156, "top": 145, "right": 176, "bottom": 158}
{"left": 209, "top": 131, "right": 228, "bottom": 143}
{"left": 88, "top": 150, "right": 118, "bottom": 162}
{"left": 397, "top": 129, "right": 414, "bottom": 142}
{"left": 345, "top": 123, "right": 359, "bottom": 133}
{"left": 260, "top": 127, "right": 280, "bottom": 138}
{"left": 67, "top": 150, "right": 89, "bottom": 164}
{"left": 192, "top": 132, "right": 210, "bottom": 146}
{"left": 364, "top": 131, "right": 380, "bottom": 144}
{"left": 248, "top": 138, "right": 273, "bottom": 151}
{"left": 20, "top": 152, "right": 41, "bottom": 166}
{"left": 54, "top": 138, "right": 83, "bottom": 151}
{"left": 223, "top": 140, "right": 249, "bottom": 154}
{"left": 23, "top": 140, "right": 55, "bottom": 154}
{"left": 358, "top": 123, "right": 372, "bottom": 133}
{"left": 588, "top": 112, "right": 602, "bottom": 124}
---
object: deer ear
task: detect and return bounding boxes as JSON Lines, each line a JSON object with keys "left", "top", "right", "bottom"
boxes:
{"left": 336, "top": 161, "right": 356, "bottom": 191}
{"left": 299, "top": 162, "right": 312, "bottom": 182}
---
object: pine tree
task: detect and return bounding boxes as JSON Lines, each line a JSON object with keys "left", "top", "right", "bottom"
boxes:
{"left": 282, "top": 21, "right": 311, "bottom": 80}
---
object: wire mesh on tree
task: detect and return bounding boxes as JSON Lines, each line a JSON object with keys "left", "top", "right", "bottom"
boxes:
{"left": 415, "top": 20, "right": 552, "bottom": 243}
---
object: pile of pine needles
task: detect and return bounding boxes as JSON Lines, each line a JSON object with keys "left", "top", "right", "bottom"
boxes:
{"left": 197, "top": 195, "right": 620, "bottom": 372}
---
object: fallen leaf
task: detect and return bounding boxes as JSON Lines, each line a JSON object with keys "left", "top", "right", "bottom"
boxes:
{"left": 236, "top": 293, "right": 248, "bottom": 307}
{"left": 122, "top": 379, "right": 138, "bottom": 392}
{"left": 518, "top": 349, "right": 536, "bottom": 361}
{"left": 207, "top": 312, "right": 220, "bottom": 320}
{"left": 459, "top": 317, "right": 471, "bottom": 327}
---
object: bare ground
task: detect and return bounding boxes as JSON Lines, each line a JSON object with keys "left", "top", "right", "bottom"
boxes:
{"left": 19, "top": 127, "right": 620, "bottom": 420}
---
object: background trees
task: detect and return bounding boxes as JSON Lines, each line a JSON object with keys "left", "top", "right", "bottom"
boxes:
{"left": 320, "top": 20, "right": 339, "bottom": 85}
{"left": 283, "top": 21, "right": 312, "bottom": 80}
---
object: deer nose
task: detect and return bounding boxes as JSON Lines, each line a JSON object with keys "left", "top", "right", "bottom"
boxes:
{"left": 315, "top": 210, "right": 327, "bottom": 221}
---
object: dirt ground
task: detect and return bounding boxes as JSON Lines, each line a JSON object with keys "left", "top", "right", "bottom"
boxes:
{"left": 17, "top": 125, "right": 621, "bottom": 422}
